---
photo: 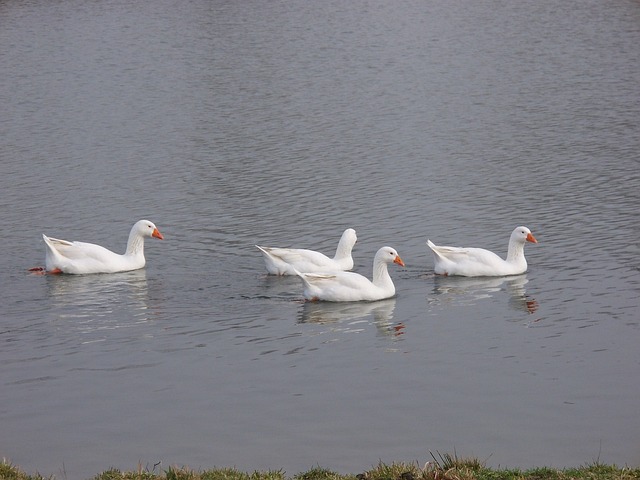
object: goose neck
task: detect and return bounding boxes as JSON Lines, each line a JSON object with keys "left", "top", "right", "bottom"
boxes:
{"left": 126, "top": 232, "right": 145, "bottom": 257}
{"left": 506, "top": 240, "right": 525, "bottom": 263}
{"left": 372, "top": 261, "right": 391, "bottom": 287}
{"left": 334, "top": 240, "right": 353, "bottom": 260}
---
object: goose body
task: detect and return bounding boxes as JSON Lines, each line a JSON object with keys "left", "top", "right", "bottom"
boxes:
{"left": 256, "top": 228, "right": 357, "bottom": 275}
{"left": 426, "top": 226, "right": 537, "bottom": 277}
{"left": 41, "top": 219, "right": 164, "bottom": 274}
{"left": 296, "top": 246, "right": 404, "bottom": 302}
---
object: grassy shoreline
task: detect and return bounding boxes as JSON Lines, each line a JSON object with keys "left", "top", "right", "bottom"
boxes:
{"left": 2, "top": 454, "right": 640, "bottom": 480}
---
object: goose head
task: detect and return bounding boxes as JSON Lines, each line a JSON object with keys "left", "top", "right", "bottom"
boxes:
{"left": 340, "top": 228, "right": 358, "bottom": 248}
{"left": 512, "top": 226, "right": 537, "bottom": 244}
{"left": 135, "top": 220, "right": 164, "bottom": 240}
{"left": 377, "top": 246, "right": 405, "bottom": 267}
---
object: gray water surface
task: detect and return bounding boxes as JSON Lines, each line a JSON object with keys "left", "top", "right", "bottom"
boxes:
{"left": 1, "top": 1, "right": 639, "bottom": 478}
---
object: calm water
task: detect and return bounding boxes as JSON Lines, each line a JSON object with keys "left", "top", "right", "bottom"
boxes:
{"left": 1, "top": 0, "right": 639, "bottom": 478}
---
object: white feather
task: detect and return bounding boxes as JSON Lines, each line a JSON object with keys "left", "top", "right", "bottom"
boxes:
{"left": 42, "top": 219, "right": 164, "bottom": 274}
{"left": 256, "top": 228, "right": 357, "bottom": 275}
{"left": 295, "top": 246, "right": 405, "bottom": 302}
{"left": 426, "top": 226, "right": 537, "bottom": 277}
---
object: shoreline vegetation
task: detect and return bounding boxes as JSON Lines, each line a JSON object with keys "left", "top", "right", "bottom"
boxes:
{"left": 2, "top": 453, "right": 639, "bottom": 480}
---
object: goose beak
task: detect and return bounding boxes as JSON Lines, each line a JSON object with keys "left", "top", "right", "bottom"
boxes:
{"left": 394, "top": 255, "right": 405, "bottom": 267}
{"left": 526, "top": 232, "right": 537, "bottom": 243}
{"left": 152, "top": 228, "right": 164, "bottom": 240}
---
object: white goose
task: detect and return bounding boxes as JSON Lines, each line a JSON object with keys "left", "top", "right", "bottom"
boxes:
{"left": 256, "top": 228, "right": 357, "bottom": 275}
{"left": 426, "top": 226, "right": 538, "bottom": 277}
{"left": 295, "top": 246, "right": 405, "bottom": 302}
{"left": 37, "top": 219, "right": 164, "bottom": 274}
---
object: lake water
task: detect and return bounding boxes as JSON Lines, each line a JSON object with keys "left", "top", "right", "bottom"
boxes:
{"left": 1, "top": 0, "right": 639, "bottom": 478}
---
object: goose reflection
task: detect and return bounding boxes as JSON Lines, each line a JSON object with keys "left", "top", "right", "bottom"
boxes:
{"left": 45, "top": 269, "right": 151, "bottom": 331}
{"left": 429, "top": 274, "right": 538, "bottom": 314}
{"left": 298, "top": 298, "right": 404, "bottom": 337}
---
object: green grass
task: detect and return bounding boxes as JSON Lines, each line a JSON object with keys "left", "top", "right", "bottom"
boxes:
{"left": 1, "top": 455, "right": 639, "bottom": 480}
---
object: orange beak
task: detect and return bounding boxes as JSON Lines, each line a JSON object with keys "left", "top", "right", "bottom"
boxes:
{"left": 152, "top": 228, "right": 164, "bottom": 240}
{"left": 526, "top": 232, "right": 537, "bottom": 243}
{"left": 394, "top": 255, "right": 405, "bottom": 267}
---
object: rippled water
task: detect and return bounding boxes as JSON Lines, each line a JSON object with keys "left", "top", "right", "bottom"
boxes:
{"left": 1, "top": 0, "right": 639, "bottom": 478}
